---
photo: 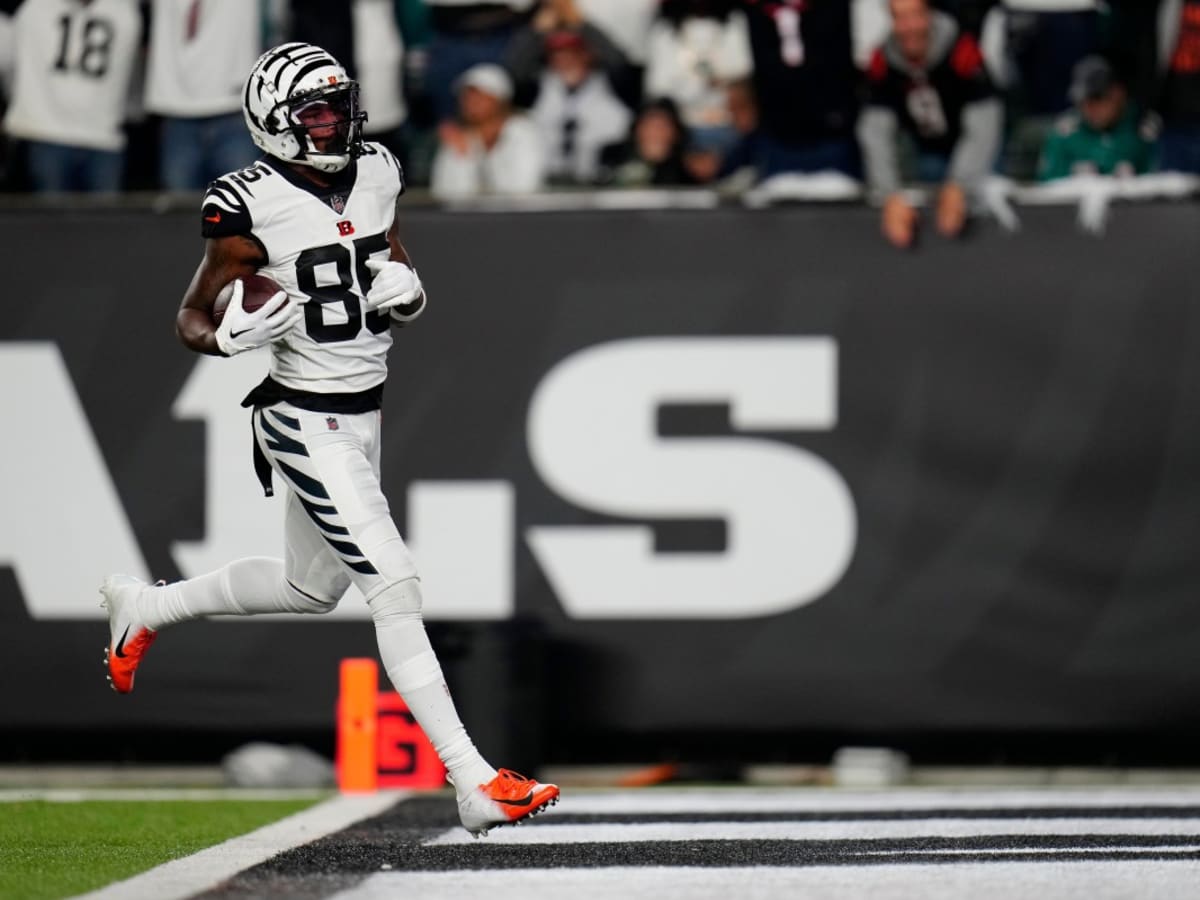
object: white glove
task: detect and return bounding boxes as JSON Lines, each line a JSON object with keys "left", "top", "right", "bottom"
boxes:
{"left": 364, "top": 258, "right": 426, "bottom": 322}
{"left": 214, "top": 279, "right": 303, "bottom": 356}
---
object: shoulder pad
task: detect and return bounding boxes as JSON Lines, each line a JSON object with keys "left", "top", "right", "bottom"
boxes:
{"left": 360, "top": 142, "right": 407, "bottom": 196}
{"left": 200, "top": 177, "right": 254, "bottom": 238}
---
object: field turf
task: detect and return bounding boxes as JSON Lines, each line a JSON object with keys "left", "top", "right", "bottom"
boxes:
{"left": 0, "top": 798, "right": 321, "bottom": 900}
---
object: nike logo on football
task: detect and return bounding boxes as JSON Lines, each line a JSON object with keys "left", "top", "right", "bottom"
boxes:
{"left": 205, "top": 212, "right": 221, "bottom": 222}
{"left": 495, "top": 792, "right": 535, "bottom": 807}
{"left": 114, "top": 625, "right": 131, "bottom": 659}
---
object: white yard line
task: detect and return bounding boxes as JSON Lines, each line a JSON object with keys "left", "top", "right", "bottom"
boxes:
{"left": 69, "top": 791, "right": 406, "bottom": 900}
{"left": 423, "top": 817, "right": 1200, "bottom": 846}
{"left": 332, "top": 861, "right": 1200, "bottom": 900}
{"left": 545, "top": 787, "right": 1200, "bottom": 815}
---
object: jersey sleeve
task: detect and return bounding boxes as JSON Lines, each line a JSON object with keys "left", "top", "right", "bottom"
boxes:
{"left": 200, "top": 177, "right": 254, "bottom": 238}
{"left": 370, "top": 142, "right": 407, "bottom": 197}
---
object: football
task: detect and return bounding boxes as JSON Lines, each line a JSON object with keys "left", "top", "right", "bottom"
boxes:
{"left": 212, "top": 274, "right": 286, "bottom": 325}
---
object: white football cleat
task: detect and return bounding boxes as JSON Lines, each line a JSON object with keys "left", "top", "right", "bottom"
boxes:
{"left": 455, "top": 769, "right": 560, "bottom": 837}
{"left": 100, "top": 574, "right": 158, "bottom": 694}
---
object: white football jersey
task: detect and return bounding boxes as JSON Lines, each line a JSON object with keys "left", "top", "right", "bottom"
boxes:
{"left": 201, "top": 143, "right": 406, "bottom": 395}
{"left": 144, "top": 0, "right": 262, "bottom": 117}
{"left": 3, "top": 0, "right": 142, "bottom": 150}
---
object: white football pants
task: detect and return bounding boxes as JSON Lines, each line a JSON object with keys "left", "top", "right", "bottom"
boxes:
{"left": 252, "top": 402, "right": 418, "bottom": 605}
{"left": 137, "top": 400, "right": 496, "bottom": 793}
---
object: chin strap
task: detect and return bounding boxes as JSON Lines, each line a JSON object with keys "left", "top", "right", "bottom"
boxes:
{"left": 306, "top": 154, "right": 352, "bottom": 173}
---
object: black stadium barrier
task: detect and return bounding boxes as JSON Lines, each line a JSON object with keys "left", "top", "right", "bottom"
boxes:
{"left": 3, "top": 200, "right": 1200, "bottom": 767}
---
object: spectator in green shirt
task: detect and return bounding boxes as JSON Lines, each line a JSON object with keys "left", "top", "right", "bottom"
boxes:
{"left": 1038, "top": 55, "right": 1159, "bottom": 181}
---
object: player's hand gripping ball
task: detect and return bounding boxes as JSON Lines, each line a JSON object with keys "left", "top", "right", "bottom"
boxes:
{"left": 212, "top": 274, "right": 303, "bottom": 356}
{"left": 212, "top": 273, "right": 286, "bottom": 324}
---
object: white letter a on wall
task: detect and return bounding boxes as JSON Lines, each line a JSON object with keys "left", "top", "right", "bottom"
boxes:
{"left": 0, "top": 343, "right": 149, "bottom": 619}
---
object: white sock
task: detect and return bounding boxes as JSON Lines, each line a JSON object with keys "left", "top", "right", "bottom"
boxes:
{"left": 135, "top": 557, "right": 328, "bottom": 630}
{"left": 374, "top": 606, "right": 497, "bottom": 795}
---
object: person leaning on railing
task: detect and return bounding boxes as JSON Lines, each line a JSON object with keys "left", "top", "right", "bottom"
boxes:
{"left": 857, "top": 0, "right": 1003, "bottom": 249}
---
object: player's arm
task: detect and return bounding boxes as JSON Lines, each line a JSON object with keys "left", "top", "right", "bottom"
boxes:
{"left": 364, "top": 218, "right": 426, "bottom": 323}
{"left": 386, "top": 218, "right": 414, "bottom": 267}
{"left": 176, "top": 235, "right": 269, "bottom": 356}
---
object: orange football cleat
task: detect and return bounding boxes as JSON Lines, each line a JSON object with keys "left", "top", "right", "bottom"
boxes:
{"left": 456, "top": 769, "right": 560, "bottom": 837}
{"left": 100, "top": 574, "right": 158, "bottom": 694}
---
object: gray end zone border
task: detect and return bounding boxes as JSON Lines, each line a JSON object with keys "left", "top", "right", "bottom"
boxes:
{"left": 70, "top": 791, "right": 407, "bottom": 900}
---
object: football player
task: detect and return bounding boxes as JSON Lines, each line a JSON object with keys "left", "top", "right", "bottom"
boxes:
{"left": 99, "top": 42, "right": 558, "bottom": 836}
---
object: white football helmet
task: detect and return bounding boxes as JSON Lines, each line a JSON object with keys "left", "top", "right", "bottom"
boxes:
{"left": 243, "top": 43, "right": 367, "bottom": 173}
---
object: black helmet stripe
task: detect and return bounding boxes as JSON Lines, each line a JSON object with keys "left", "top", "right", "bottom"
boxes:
{"left": 257, "top": 42, "right": 308, "bottom": 83}
{"left": 245, "top": 43, "right": 307, "bottom": 127}
{"left": 273, "top": 48, "right": 329, "bottom": 92}
{"left": 284, "top": 59, "right": 339, "bottom": 98}
{"left": 244, "top": 70, "right": 274, "bottom": 129}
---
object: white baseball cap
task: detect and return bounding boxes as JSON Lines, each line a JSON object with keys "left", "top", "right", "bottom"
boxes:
{"left": 455, "top": 63, "right": 514, "bottom": 102}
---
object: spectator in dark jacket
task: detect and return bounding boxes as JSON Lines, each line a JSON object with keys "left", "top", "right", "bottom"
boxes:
{"left": 598, "top": 97, "right": 700, "bottom": 186}
{"left": 738, "top": 0, "right": 861, "bottom": 178}
{"left": 857, "top": 0, "right": 1003, "bottom": 248}
{"left": 506, "top": 0, "right": 634, "bottom": 108}
{"left": 716, "top": 78, "right": 768, "bottom": 180}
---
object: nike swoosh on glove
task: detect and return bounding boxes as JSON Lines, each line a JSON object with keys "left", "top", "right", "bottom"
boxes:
{"left": 214, "top": 279, "right": 303, "bottom": 356}
{"left": 364, "top": 258, "right": 426, "bottom": 322}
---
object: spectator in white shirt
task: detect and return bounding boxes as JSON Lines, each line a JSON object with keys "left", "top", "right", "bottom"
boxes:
{"left": 644, "top": 0, "right": 753, "bottom": 154}
{"left": 3, "top": 0, "right": 142, "bottom": 192}
{"left": 352, "top": 0, "right": 410, "bottom": 160}
{"left": 144, "top": 0, "right": 262, "bottom": 191}
{"left": 431, "top": 63, "right": 545, "bottom": 198}
{"left": 531, "top": 29, "right": 632, "bottom": 184}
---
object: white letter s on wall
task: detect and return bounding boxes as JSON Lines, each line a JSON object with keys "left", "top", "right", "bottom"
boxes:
{"left": 526, "top": 337, "right": 856, "bottom": 619}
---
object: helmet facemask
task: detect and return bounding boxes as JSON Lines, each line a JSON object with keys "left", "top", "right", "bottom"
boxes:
{"left": 271, "top": 84, "right": 367, "bottom": 173}
{"left": 244, "top": 43, "right": 369, "bottom": 173}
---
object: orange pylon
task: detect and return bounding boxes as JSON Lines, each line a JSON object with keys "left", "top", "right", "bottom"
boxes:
{"left": 336, "top": 658, "right": 379, "bottom": 793}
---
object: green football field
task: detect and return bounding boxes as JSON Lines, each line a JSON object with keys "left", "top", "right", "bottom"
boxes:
{"left": 0, "top": 797, "right": 323, "bottom": 900}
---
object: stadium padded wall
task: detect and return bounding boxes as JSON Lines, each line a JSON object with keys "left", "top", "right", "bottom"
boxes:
{"left": 2, "top": 203, "right": 1199, "bottom": 764}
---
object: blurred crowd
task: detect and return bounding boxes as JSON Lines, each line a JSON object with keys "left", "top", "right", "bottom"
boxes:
{"left": 0, "top": 1, "right": 1196, "bottom": 232}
